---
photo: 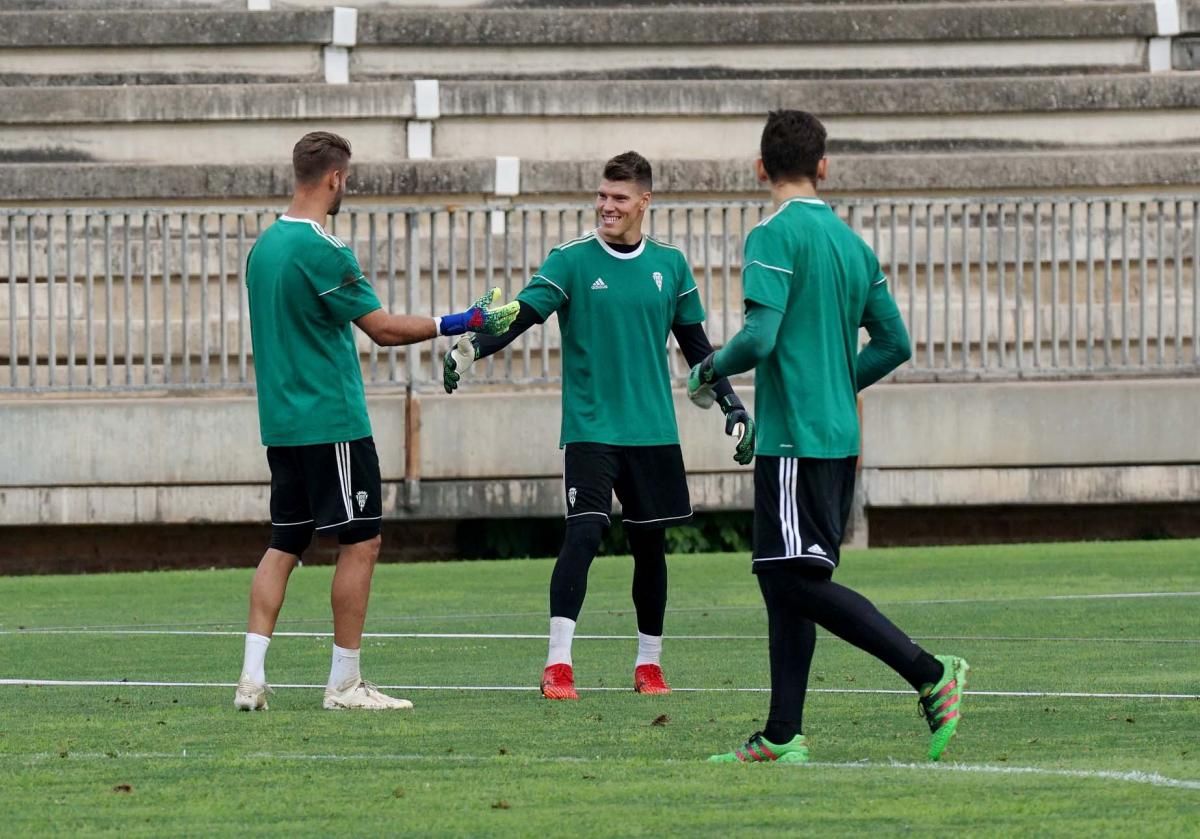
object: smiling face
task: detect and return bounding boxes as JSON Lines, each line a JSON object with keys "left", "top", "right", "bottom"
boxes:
{"left": 595, "top": 179, "right": 650, "bottom": 245}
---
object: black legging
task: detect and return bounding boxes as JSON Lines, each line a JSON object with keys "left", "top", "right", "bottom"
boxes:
{"left": 757, "top": 566, "right": 943, "bottom": 744}
{"left": 549, "top": 522, "right": 668, "bottom": 636}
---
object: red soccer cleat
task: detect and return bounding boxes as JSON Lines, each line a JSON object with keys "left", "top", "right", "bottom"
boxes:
{"left": 541, "top": 663, "right": 579, "bottom": 700}
{"left": 633, "top": 663, "right": 671, "bottom": 695}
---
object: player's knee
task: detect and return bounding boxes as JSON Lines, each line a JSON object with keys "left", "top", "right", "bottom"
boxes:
{"left": 563, "top": 520, "right": 604, "bottom": 556}
{"left": 269, "top": 526, "right": 313, "bottom": 558}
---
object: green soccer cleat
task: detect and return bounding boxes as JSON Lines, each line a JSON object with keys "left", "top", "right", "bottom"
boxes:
{"left": 918, "top": 654, "right": 970, "bottom": 762}
{"left": 708, "top": 732, "right": 809, "bottom": 764}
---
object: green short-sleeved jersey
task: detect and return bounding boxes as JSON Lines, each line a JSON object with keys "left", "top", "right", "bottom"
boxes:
{"left": 247, "top": 216, "right": 383, "bottom": 447}
{"left": 517, "top": 232, "right": 705, "bottom": 447}
{"left": 742, "top": 198, "right": 902, "bottom": 458}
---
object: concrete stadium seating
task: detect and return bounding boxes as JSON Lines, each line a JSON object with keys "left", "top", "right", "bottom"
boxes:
{"left": 0, "top": 1, "right": 1197, "bottom": 200}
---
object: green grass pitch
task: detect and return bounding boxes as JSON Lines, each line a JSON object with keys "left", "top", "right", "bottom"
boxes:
{"left": 2, "top": 540, "right": 1199, "bottom": 836}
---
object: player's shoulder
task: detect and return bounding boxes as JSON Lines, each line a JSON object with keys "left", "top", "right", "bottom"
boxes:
{"left": 549, "top": 230, "right": 598, "bottom": 260}
{"left": 278, "top": 216, "right": 354, "bottom": 261}
{"left": 645, "top": 235, "right": 689, "bottom": 264}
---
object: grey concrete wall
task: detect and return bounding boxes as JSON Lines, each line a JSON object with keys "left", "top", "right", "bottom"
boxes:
{"left": 2, "top": 379, "right": 1198, "bottom": 530}
{"left": 0, "top": 10, "right": 332, "bottom": 46}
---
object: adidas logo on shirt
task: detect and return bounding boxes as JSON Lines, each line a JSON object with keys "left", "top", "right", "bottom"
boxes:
{"left": 591, "top": 278, "right": 608, "bottom": 290}
{"left": 809, "top": 544, "right": 828, "bottom": 557}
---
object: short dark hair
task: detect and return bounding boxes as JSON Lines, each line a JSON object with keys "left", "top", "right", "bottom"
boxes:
{"left": 293, "top": 131, "right": 352, "bottom": 184}
{"left": 602, "top": 151, "right": 652, "bottom": 192}
{"left": 760, "top": 110, "right": 826, "bottom": 184}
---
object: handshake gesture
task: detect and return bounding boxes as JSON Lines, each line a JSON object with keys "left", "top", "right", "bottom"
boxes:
{"left": 689, "top": 353, "right": 756, "bottom": 466}
{"left": 441, "top": 287, "right": 517, "bottom": 393}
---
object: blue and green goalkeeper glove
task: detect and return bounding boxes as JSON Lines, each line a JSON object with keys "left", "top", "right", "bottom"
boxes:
{"left": 439, "top": 287, "right": 520, "bottom": 337}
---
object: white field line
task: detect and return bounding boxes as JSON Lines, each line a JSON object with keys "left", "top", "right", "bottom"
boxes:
{"left": 8, "top": 750, "right": 1200, "bottom": 791}
{"left": 2, "top": 678, "right": 1198, "bottom": 701}
{"left": 2, "top": 628, "right": 1197, "bottom": 645}
{"left": 6, "top": 590, "right": 1199, "bottom": 633}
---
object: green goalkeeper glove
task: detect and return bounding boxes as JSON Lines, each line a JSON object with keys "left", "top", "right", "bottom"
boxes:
{"left": 439, "top": 287, "right": 520, "bottom": 337}
{"left": 442, "top": 335, "right": 478, "bottom": 394}
{"left": 687, "top": 352, "right": 719, "bottom": 409}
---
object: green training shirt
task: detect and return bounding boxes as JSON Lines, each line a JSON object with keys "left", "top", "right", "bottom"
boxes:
{"left": 518, "top": 231, "right": 706, "bottom": 447}
{"left": 247, "top": 215, "right": 382, "bottom": 447}
{"left": 742, "top": 198, "right": 903, "bottom": 458}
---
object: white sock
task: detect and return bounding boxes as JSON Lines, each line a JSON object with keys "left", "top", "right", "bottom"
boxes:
{"left": 241, "top": 633, "right": 270, "bottom": 685}
{"left": 328, "top": 644, "right": 361, "bottom": 689}
{"left": 546, "top": 616, "right": 576, "bottom": 667}
{"left": 636, "top": 632, "right": 663, "bottom": 667}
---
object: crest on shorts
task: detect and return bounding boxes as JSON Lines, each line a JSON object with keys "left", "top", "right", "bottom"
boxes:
{"left": 652, "top": 271, "right": 663, "bottom": 292}
{"left": 355, "top": 490, "right": 368, "bottom": 511}
{"left": 568, "top": 487, "right": 577, "bottom": 508}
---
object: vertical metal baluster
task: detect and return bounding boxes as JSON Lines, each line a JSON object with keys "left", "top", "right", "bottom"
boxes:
{"left": 703, "top": 208, "right": 713, "bottom": 326}
{"left": 521, "top": 209, "right": 530, "bottom": 380}
{"left": 180, "top": 212, "right": 190, "bottom": 384}
{"left": 997, "top": 204, "right": 1006, "bottom": 368}
{"left": 46, "top": 214, "right": 56, "bottom": 387}
{"left": 739, "top": 204, "right": 748, "bottom": 332}
{"left": 1102, "top": 201, "right": 1112, "bottom": 369}
{"left": 908, "top": 202, "right": 916, "bottom": 368}
{"left": 1120, "top": 202, "right": 1130, "bottom": 367}
{"left": 722, "top": 207, "right": 731, "bottom": 350}
{"left": 65, "top": 212, "right": 75, "bottom": 385}
{"left": 925, "top": 203, "right": 934, "bottom": 368}
{"left": 1156, "top": 200, "right": 1165, "bottom": 366}
{"left": 539, "top": 209, "right": 549, "bottom": 378}
{"left": 942, "top": 203, "right": 951, "bottom": 368}
{"left": 429, "top": 210, "right": 441, "bottom": 383}
{"left": 144, "top": 213, "right": 153, "bottom": 385}
{"left": 85, "top": 215, "right": 94, "bottom": 386}
{"left": 236, "top": 213, "right": 247, "bottom": 385}
{"left": 7, "top": 216, "right": 17, "bottom": 387}
{"left": 1015, "top": 202, "right": 1024, "bottom": 370}
{"left": 503, "top": 209, "right": 513, "bottom": 382}
{"left": 1174, "top": 199, "right": 1183, "bottom": 365}
{"left": 199, "top": 214, "right": 209, "bottom": 383}
{"left": 162, "top": 212, "right": 172, "bottom": 384}
{"left": 103, "top": 214, "right": 114, "bottom": 386}
{"left": 405, "top": 211, "right": 420, "bottom": 386}
{"left": 1068, "top": 203, "right": 1077, "bottom": 369}
{"left": 1139, "top": 201, "right": 1148, "bottom": 367}
{"left": 1086, "top": 202, "right": 1095, "bottom": 369}
{"left": 217, "top": 215, "right": 227, "bottom": 386}
{"left": 1051, "top": 203, "right": 1060, "bottom": 369}
{"left": 1194, "top": 199, "right": 1199, "bottom": 365}
{"left": 367, "top": 213, "right": 379, "bottom": 382}
{"left": 980, "top": 203, "right": 989, "bottom": 370}
{"left": 485, "top": 210, "right": 496, "bottom": 381}
{"left": 389, "top": 211, "right": 399, "bottom": 382}
{"left": 961, "top": 203, "right": 970, "bottom": 370}
{"left": 123, "top": 213, "right": 132, "bottom": 385}
{"left": 1033, "top": 202, "right": 1042, "bottom": 369}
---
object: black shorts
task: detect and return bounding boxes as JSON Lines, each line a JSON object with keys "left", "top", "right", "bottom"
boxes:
{"left": 267, "top": 436, "right": 383, "bottom": 552}
{"left": 563, "top": 443, "right": 692, "bottom": 530}
{"left": 752, "top": 455, "right": 857, "bottom": 573}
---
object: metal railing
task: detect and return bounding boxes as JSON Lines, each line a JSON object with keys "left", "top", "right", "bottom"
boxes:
{"left": 2, "top": 196, "right": 1197, "bottom": 394}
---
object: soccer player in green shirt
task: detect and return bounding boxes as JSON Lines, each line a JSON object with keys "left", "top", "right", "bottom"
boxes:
{"left": 694, "top": 112, "right": 969, "bottom": 763}
{"left": 443, "top": 152, "right": 755, "bottom": 699}
{"left": 234, "top": 131, "right": 518, "bottom": 712}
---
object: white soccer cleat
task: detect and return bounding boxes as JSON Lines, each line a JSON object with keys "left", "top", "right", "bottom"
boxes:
{"left": 234, "top": 675, "right": 270, "bottom": 711}
{"left": 322, "top": 679, "right": 413, "bottom": 711}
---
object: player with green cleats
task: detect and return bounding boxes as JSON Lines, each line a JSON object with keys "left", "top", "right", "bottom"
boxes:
{"left": 708, "top": 732, "right": 809, "bottom": 764}
{"left": 919, "top": 654, "right": 970, "bottom": 761}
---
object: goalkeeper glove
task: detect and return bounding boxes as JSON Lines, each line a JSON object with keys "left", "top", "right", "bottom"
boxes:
{"left": 439, "top": 287, "right": 520, "bottom": 336}
{"left": 719, "top": 394, "right": 756, "bottom": 466}
{"left": 443, "top": 335, "right": 478, "bottom": 394}
{"left": 687, "top": 352, "right": 719, "bottom": 409}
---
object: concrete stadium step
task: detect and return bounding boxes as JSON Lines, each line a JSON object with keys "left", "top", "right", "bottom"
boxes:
{"left": 1, "top": 145, "right": 1198, "bottom": 202}
{"left": 0, "top": 2, "right": 1169, "bottom": 86}
{"left": 2, "top": 74, "right": 1199, "bottom": 165}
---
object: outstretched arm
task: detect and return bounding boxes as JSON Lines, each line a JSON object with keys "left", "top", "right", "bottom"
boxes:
{"left": 697, "top": 302, "right": 784, "bottom": 381}
{"left": 443, "top": 301, "right": 546, "bottom": 393}
{"left": 355, "top": 287, "right": 519, "bottom": 348}
{"left": 676, "top": 320, "right": 765, "bottom": 466}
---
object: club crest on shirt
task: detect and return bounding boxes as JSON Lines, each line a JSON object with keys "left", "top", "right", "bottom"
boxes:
{"left": 568, "top": 487, "right": 577, "bottom": 507}
{"left": 652, "top": 271, "right": 663, "bottom": 292}
{"left": 355, "top": 490, "right": 368, "bottom": 511}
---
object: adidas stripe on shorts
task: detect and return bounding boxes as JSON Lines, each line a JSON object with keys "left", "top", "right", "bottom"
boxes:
{"left": 752, "top": 455, "right": 858, "bottom": 573}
